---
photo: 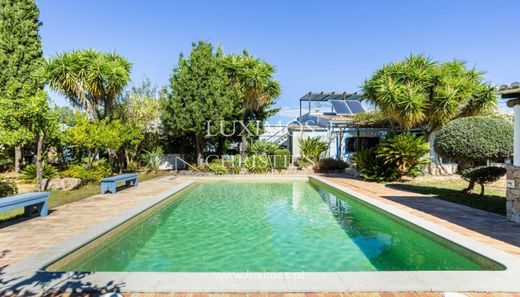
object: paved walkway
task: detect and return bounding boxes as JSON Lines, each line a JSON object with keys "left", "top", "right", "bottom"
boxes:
{"left": 323, "top": 176, "right": 520, "bottom": 256}
{"left": 0, "top": 176, "right": 180, "bottom": 267}
{"left": 27, "top": 293, "right": 520, "bottom": 297}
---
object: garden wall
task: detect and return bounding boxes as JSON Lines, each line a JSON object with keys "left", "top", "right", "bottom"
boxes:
{"left": 422, "top": 163, "right": 458, "bottom": 176}
{"left": 506, "top": 165, "right": 520, "bottom": 223}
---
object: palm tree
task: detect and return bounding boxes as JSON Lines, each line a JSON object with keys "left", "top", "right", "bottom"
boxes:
{"left": 45, "top": 49, "right": 132, "bottom": 119}
{"left": 362, "top": 55, "right": 496, "bottom": 141}
{"left": 223, "top": 52, "right": 281, "bottom": 155}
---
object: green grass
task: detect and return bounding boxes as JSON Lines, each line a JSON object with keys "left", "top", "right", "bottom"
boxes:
{"left": 387, "top": 178, "right": 506, "bottom": 215}
{"left": 0, "top": 171, "right": 168, "bottom": 224}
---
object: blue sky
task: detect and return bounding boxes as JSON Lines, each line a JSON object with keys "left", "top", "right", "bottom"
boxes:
{"left": 39, "top": 0, "right": 520, "bottom": 121}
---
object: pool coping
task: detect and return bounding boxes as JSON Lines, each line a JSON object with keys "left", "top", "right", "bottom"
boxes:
{"left": 2, "top": 176, "right": 520, "bottom": 293}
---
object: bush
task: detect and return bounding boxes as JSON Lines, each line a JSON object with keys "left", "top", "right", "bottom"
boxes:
{"left": 245, "top": 155, "right": 271, "bottom": 173}
{"left": 313, "top": 158, "right": 348, "bottom": 173}
{"left": 299, "top": 137, "right": 328, "bottom": 164}
{"left": 246, "top": 141, "right": 279, "bottom": 156}
{"left": 62, "top": 160, "right": 112, "bottom": 183}
{"left": 0, "top": 147, "right": 13, "bottom": 172}
{"left": 221, "top": 156, "right": 243, "bottom": 174}
{"left": 0, "top": 178, "right": 17, "bottom": 197}
{"left": 143, "top": 147, "right": 163, "bottom": 173}
{"left": 461, "top": 166, "right": 507, "bottom": 196}
{"left": 207, "top": 160, "right": 228, "bottom": 175}
{"left": 272, "top": 149, "right": 291, "bottom": 169}
{"left": 354, "top": 148, "right": 400, "bottom": 182}
{"left": 20, "top": 164, "right": 57, "bottom": 182}
{"left": 434, "top": 116, "right": 513, "bottom": 165}
{"left": 377, "top": 133, "right": 430, "bottom": 177}
{"left": 221, "top": 159, "right": 241, "bottom": 174}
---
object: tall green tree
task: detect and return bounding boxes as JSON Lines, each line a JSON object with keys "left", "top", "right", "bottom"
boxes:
{"left": 362, "top": 55, "right": 496, "bottom": 141}
{"left": 63, "top": 112, "right": 143, "bottom": 172}
{"left": 113, "top": 78, "right": 162, "bottom": 166}
{"left": 45, "top": 49, "right": 132, "bottom": 119}
{"left": 0, "top": 91, "right": 59, "bottom": 190}
{"left": 222, "top": 52, "right": 281, "bottom": 155}
{"left": 161, "top": 41, "right": 239, "bottom": 166}
{"left": 0, "top": 0, "right": 45, "bottom": 172}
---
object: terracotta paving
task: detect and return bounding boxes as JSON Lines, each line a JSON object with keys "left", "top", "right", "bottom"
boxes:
{"left": 322, "top": 176, "right": 520, "bottom": 257}
{"left": 26, "top": 292, "right": 520, "bottom": 297}
{"left": 0, "top": 176, "right": 180, "bottom": 266}
{"left": 2, "top": 175, "right": 520, "bottom": 295}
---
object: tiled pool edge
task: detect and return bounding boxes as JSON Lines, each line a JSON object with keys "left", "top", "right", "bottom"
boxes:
{"left": 2, "top": 176, "right": 520, "bottom": 293}
{"left": 0, "top": 178, "right": 196, "bottom": 293}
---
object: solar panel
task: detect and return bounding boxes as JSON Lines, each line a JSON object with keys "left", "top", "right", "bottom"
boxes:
{"left": 346, "top": 100, "right": 365, "bottom": 114}
{"left": 330, "top": 100, "right": 352, "bottom": 115}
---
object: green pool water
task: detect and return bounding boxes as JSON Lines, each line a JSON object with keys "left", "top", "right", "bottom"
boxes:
{"left": 53, "top": 180, "right": 503, "bottom": 272}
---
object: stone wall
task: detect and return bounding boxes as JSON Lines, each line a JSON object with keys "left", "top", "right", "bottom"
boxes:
{"left": 506, "top": 165, "right": 520, "bottom": 223}
{"left": 423, "top": 163, "right": 458, "bottom": 176}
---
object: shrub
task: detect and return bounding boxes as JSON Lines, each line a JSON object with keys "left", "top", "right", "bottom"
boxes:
{"left": 62, "top": 160, "right": 112, "bottom": 183}
{"left": 0, "top": 178, "right": 17, "bottom": 197}
{"left": 246, "top": 141, "right": 279, "bottom": 156}
{"left": 221, "top": 159, "right": 241, "bottom": 174}
{"left": 221, "top": 156, "right": 243, "bottom": 174}
{"left": 461, "top": 166, "right": 507, "bottom": 196}
{"left": 376, "top": 133, "right": 430, "bottom": 176}
{"left": 127, "top": 160, "right": 140, "bottom": 171}
{"left": 299, "top": 137, "right": 328, "bottom": 163}
{"left": 189, "top": 164, "right": 210, "bottom": 173}
{"left": 313, "top": 158, "right": 348, "bottom": 173}
{"left": 208, "top": 160, "right": 228, "bottom": 175}
{"left": 434, "top": 116, "right": 513, "bottom": 165}
{"left": 0, "top": 147, "right": 13, "bottom": 172}
{"left": 143, "top": 147, "right": 163, "bottom": 173}
{"left": 354, "top": 148, "right": 400, "bottom": 182}
{"left": 245, "top": 155, "right": 271, "bottom": 173}
{"left": 272, "top": 149, "right": 291, "bottom": 169}
{"left": 20, "top": 164, "right": 57, "bottom": 182}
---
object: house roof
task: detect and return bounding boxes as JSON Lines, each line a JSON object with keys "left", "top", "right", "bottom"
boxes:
{"left": 498, "top": 83, "right": 520, "bottom": 99}
{"left": 498, "top": 83, "right": 520, "bottom": 107}
{"left": 299, "top": 92, "right": 358, "bottom": 102}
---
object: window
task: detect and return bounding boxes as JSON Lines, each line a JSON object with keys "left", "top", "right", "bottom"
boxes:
{"left": 345, "top": 137, "right": 380, "bottom": 152}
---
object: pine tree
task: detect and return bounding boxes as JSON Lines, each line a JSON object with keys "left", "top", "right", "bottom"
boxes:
{"left": 161, "top": 41, "right": 240, "bottom": 166}
{"left": 0, "top": 0, "right": 44, "bottom": 172}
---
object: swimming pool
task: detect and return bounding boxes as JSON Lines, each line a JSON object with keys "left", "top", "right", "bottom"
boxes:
{"left": 47, "top": 179, "right": 503, "bottom": 272}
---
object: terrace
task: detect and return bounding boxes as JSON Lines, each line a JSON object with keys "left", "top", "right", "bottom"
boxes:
{"left": 1, "top": 1, "right": 520, "bottom": 295}
{"left": 1, "top": 175, "right": 520, "bottom": 295}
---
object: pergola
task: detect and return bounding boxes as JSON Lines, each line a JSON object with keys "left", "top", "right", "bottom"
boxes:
{"left": 499, "top": 83, "right": 520, "bottom": 166}
{"left": 298, "top": 91, "right": 361, "bottom": 116}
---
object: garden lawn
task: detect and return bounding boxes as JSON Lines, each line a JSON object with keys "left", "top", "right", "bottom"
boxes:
{"left": 0, "top": 172, "right": 167, "bottom": 224}
{"left": 387, "top": 177, "right": 506, "bottom": 215}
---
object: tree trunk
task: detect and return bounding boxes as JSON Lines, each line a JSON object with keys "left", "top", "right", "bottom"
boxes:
{"left": 463, "top": 179, "right": 475, "bottom": 193}
{"left": 103, "top": 100, "right": 112, "bottom": 119}
{"left": 125, "top": 148, "right": 131, "bottom": 169}
{"left": 195, "top": 134, "right": 204, "bottom": 166}
{"left": 240, "top": 111, "right": 249, "bottom": 157}
{"left": 216, "top": 137, "right": 226, "bottom": 156}
{"left": 479, "top": 183, "right": 485, "bottom": 196}
{"left": 119, "top": 149, "right": 125, "bottom": 174}
{"left": 240, "top": 133, "right": 248, "bottom": 157}
{"left": 14, "top": 145, "right": 23, "bottom": 173}
{"left": 35, "top": 134, "right": 44, "bottom": 192}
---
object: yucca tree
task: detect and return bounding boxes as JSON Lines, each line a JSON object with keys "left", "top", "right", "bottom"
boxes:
{"left": 298, "top": 136, "right": 328, "bottom": 162}
{"left": 223, "top": 52, "right": 281, "bottom": 155}
{"left": 45, "top": 49, "right": 131, "bottom": 119}
{"left": 362, "top": 55, "right": 496, "bottom": 141}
